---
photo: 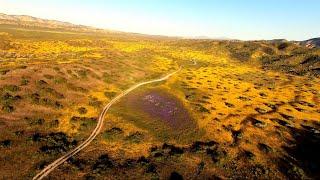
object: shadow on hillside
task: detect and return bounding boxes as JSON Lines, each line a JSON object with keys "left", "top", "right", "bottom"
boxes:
{"left": 278, "top": 121, "right": 320, "bottom": 179}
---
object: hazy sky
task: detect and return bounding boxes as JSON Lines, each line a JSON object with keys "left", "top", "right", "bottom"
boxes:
{"left": 0, "top": 0, "right": 319, "bottom": 40}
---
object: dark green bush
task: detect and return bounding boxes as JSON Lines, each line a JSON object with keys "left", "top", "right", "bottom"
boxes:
{"left": 2, "top": 85, "right": 20, "bottom": 92}
{"left": 2, "top": 105, "right": 14, "bottom": 113}
{"left": 77, "top": 107, "right": 88, "bottom": 114}
{"left": 20, "top": 78, "right": 29, "bottom": 86}
{"left": 0, "top": 140, "right": 12, "bottom": 147}
{"left": 104, "top": 91, "right": 117, "bottom": 98}
{"left": 278, "top": 43, "right": 288, "bottom": 50}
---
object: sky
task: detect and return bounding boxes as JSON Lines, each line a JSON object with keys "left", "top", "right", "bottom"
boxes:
{"left": 0, "top": 0, "right": 319, "bottom": 40}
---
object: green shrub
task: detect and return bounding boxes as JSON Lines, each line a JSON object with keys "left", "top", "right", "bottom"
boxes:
{"left": 278, "top": 43, "right": 288, "bottom": 50}
{"left": 76, "top": 69, "right": 88, "bottom": 78}
{"left": 104, "top": 91, "right": 117, "bottom": 98}
{"left": 103, "top": 127, "right": 124, "bottom": 141}
{"left": 198, "top": 105, "right": 210, "bottom": 113}
{"left": 20, "top": 78, "right": 29, "bottom": 86}
{"left": 66, "top": 83, "right": 88, "bottom": 93}
{"left": 2, "top": 85, "right": 20, "bottom": 92}
{"left": 1, "top": 93, "right": 21, "bottom": 106}
{"left": 89, "top": 97, "right": 102, "bottom": 108}
{"left": 26, "top": 117, "right": 45, "bottom": 125}
{"left": 77, "top": 107, "right": 87, "bottom": 114}
{"left": 2, "top": 105, "right": 14, "bottom": 113}
{"left": 0, "top": 69, "right": 10, "bottom": 75}
{"left": 125, "top": 132, "right": 144, "bottom": 143}
{"left": 0, "top": 140, "right": 12, "bottom": 147}
{"left": 41, "top": 87, "right": 64, "bottom": 99}
{"left": 54, "top": 76, "right": 67, "bottom": 84}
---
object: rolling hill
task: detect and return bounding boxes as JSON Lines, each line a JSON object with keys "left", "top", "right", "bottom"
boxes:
{"left": 0, "top": 13, "right": 319, "bottom": 179}
{"left": 299, "top": 38, "right": 320, "bottom": 48}
{"left": 0, "top": 13, "right": 101, "bottom": 32}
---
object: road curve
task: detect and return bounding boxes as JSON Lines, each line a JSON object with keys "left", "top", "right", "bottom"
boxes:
{"left": 33, "top": 67, "right": 181, "bottom": 180}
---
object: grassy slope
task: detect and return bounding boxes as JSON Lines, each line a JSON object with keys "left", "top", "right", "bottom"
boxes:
{"left": 0, "top": 25, "right": 319, "bottom": 179}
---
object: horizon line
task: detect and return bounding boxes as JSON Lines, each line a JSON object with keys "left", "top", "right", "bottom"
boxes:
{"left": 0, "top": 12, "right": 314, "bottom": 41}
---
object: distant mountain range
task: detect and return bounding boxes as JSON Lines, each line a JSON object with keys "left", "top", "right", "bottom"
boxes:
{"left": 0, "top": 12, "right": 319, "bottom": 46}
{"left": 0, "top": 13, "right": 118, "bottom": 33}
{"left": 0, "top": 13, "right": 79, "bottom": 28}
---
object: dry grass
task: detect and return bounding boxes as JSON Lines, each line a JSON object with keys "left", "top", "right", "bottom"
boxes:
{"left": 0, "top": 25, "right": 319, "bottom": 179}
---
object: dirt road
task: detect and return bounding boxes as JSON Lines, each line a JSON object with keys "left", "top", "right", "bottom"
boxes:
{"left": 33, "top": 67, "right": 181, "bottom": 180}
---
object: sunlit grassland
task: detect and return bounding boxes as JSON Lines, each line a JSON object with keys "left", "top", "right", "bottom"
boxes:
{"left": 0, "top": 25, "right": 319, "bottom": 179}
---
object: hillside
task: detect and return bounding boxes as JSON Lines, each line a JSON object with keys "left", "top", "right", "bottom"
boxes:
{"left": 0, "top": 13, "right": 103, "bottom": 32}
{"left": 299, "top": 38, "right": 320, "bottom": 48}
{"left": 221, "top": 40, "right": 320, "bottom": 76}
{"left": 0, "top": 14, "right": 319, "bottom": 180}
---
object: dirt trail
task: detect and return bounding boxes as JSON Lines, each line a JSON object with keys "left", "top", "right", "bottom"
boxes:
{"left": 33, "top": 67, "right": 182, "bottom": 180}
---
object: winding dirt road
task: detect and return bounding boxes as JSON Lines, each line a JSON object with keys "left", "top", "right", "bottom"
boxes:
{"left": 33, "top": 67, "right": 181, "bottom": 180}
